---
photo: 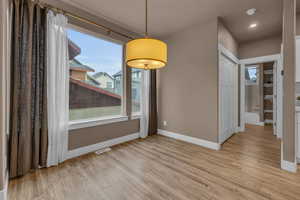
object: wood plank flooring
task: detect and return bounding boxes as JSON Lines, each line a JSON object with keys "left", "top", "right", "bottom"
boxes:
{"left": 8, "top": 124, "right": 300, "bottom": 200}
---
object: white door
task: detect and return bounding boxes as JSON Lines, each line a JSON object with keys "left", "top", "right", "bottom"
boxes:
{"left": 219, "top": 53, "right": 238, "bottom": 144}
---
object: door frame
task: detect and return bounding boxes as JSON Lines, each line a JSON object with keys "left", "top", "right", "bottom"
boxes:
{"left": 240, "top": 54, "right": 282, "bottom": 138}
{"left": 218, "top": 44, "right": 240, "bottom": 144}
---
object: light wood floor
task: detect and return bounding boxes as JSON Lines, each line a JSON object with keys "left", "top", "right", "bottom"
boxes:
{"left": 8, "top": 124, "right": 300, "bottom": 200}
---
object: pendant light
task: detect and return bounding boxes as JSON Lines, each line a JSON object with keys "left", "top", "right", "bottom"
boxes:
{"left": 125, "top": 0, "right": 167, "bottom": 70}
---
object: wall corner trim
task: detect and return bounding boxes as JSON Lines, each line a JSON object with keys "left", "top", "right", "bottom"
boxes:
{"left": 65, "top": 133, "right": 140, "bottom": 160}
{"left": 157, "top": 129, "right": 221, "bottom": 150}
{"left": 281, "top": 159, "right": 297, "bottom": 173}
{"left": 218, "top": 44, "right": 240, "bottom": 64}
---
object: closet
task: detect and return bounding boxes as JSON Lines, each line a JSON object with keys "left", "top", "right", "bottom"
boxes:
{"left": 219, "top": 53, "right": 239, "bottom": 144}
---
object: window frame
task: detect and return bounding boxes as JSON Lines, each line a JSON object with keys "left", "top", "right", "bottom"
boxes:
{"left": 245, "top": 65, "right": 259, "bottom": 86}
{"left": 67, "top": 24, "right": 127, "bottom": 128}
{"left": 131, "top": 69, "right": 144, "bottom": 117}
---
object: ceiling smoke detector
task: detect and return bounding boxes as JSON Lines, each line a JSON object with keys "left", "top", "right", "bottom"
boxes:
{"left": 246, "top": 8, "right": 257, "bottom": 16}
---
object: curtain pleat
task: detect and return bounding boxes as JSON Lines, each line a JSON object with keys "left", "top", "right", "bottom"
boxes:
{"left": 148, "top": 69, "right": 158, "bottom": 135}
{"left": 9, "top": 0, "right": 48, "bottom": 178}
{"left": 46, "top": 11, "right": 69, "bottom": 166}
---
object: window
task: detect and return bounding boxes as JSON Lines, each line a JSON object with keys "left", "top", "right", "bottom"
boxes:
{"left": 245, "top": 65, "right": 259, "bottom": 85}
{"left": 132, "top": 69, "right": 142, "bottom": 114}
{"left": 107, "top": 82, "right": 113, "bottom": 88}
{"left": 68, "top": 27, "right": 124, "bottom": 121}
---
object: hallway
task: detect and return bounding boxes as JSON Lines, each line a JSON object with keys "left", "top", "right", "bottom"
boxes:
{"left": 224, "top": 124, "right": 280, "bottom": 168}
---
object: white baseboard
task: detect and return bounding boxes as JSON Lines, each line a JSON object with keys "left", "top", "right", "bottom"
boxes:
{"left": 158, "top": 129, "right": 220, "bottom": 150}
{"left": 236, "top": 127, "right": 244, "bottom": 133}
{"left": 256, "top": 122, "right": 265, "bottom": 126}
{"left": 281, "top": 159, "right": 297, "bottom": 173}
{"left": 0, "top": 171, "right": 8, "bottom": 200}
{"left": 66, "top": 133, "right": 140, "bottom": 160}
{"left": 246, "top": 122, "right": 265, "bottom": 126}
{"left": 0, "top": 187, "right": 7, "bottom": 200}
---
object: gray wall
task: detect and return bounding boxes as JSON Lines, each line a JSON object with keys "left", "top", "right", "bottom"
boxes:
{"left": 218, "top": 19, "right": 239, "bottom": 57}
{"left": 238, "top": 13, "right": 300, "bottom": 62}
{"left": 157, "top": 17, "right": 239, "bottom": 143}
{"left": 69, "top": 119, "right": 140, "bottom": 150}
{"left": 158, "top": 18, "right": 219, "bottom": 143}
{"left": 282, "top": 0, "right": 296, "bottom": 163}
{"left": 239, "top": 35, "right": 282, "bottom": 59}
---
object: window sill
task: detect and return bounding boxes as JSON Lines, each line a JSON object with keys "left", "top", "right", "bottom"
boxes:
{"left": 69, "top": 115, "right": 129, "bottom": 130}
{"left": 131, "top": 113, "right": 142, "bottom": 120}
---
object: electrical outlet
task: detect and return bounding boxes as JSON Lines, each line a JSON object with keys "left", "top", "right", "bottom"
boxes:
{"left": 163, "top": 121, "right": 167, "bottom": 126}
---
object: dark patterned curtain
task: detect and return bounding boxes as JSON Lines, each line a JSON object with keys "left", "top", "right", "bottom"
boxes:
{"left": 9, "top": 0, "right": 48, "bottom": 178}
{"left": 148, "top": 69, "right": 158, "bottom": 135}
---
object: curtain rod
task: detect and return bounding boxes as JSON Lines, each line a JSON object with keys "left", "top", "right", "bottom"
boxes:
{"left": 38, "top": 1, "right": 134, "bottom": 40}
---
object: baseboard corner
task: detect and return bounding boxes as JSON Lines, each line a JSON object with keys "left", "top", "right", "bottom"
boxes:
{"left": 157, "top": 129, "right": 220, "bottom": 151}
{"left": 281, "top": 159, "right": 297, "bottom": 173}
{"left": 0, "top": 172, "right": 8, "bottom": 200}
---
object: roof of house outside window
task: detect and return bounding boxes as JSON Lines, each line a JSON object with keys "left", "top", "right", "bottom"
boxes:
{"left": 68, "top": 39, "right": 81, "bottom": 60}
{"left": 69, "top": 59, "right": 95, "bottom": 72}
{"left": 86, "top": 75, "right": 101, "bottom": 87}
{"left": 113, "top": 68, "right": 141, "bottom": 78}
{"left": 93, "top": 72, "right": 114, "bottom": 80}
{"left": 70, "top": 78, "right": 121, "bottom": 99}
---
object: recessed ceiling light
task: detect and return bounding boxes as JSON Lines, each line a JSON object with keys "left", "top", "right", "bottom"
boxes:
{"left": 249, "top": 23, "right": 257, "bottom": 28}
{"left": 246, "top": 8, "right": 257, "bottom": 16}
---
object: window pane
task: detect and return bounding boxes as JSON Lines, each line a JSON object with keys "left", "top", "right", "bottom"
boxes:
{"left": 245, "top": 66, "right": 259, "bottom": 85}
{"left": 68, "top": 28, "right": 123, "bottom": 121}
{"left": 132, "top": 69, "right": 142, "bottom": 114}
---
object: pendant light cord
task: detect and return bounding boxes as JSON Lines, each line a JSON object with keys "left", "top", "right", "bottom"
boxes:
{"left": 145, "top": 0, "right": 148, "bottom": 37}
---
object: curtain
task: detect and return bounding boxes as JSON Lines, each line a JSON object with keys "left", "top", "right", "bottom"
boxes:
{"left": 140, "top": 70, "right": 150, "bottom": 138}
{"left": 46, "top": 11, "right": 69, "bottom": 166}
{"left": 9, "top": 0, "right": 48, "bottom": 178}
{"left": 140, "top": 69, "right": 158, "bottom": 138}
{"left": 148, "top": 70, "right": 158, "bottom": 135}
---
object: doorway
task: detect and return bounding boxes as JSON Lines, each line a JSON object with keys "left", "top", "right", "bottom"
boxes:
{"left": 240, "top": 55, "right": 283, "bottom": 138}
{"left": 245, "top": 62, "right": 276, "bottom": 130}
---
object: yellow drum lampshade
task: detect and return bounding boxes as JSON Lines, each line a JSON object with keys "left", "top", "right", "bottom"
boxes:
{"left": 125, "top": 38, "right": 167, "bottom": 69}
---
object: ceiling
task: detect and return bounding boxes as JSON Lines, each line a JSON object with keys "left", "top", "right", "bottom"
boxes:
{"left": 63, "top": 0, "right": 289, "bottom": 43}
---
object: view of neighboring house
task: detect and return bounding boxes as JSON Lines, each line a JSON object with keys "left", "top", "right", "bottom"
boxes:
{"left": 70, "top": 59, "right": 95, "bottom": 81}
{"left": 131, "top": 68, "right": 142, "bottom": 101}
{"left": 112, "top": 70, "right": 122, "bottom": 95}
{"left": 93, "top": 72, "right": 114, "bottom": 89}
{"left": 68, "top": 39, "right": 122, "bottom": 120}
{"left": 113, "top": 68, "right": 142, "bottom": 112}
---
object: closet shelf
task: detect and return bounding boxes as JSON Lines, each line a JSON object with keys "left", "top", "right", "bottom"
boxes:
{"left": 263, "top": 84, "right": 273, "bottom": 87}
{"left": 264, "top": 110, "right": 273, "bottom": 113}
{"left": 264, "top": 95, "right": 273, "bottom": 100}
{"left": 264, "top": 70, "right": 273, "bottom": 75}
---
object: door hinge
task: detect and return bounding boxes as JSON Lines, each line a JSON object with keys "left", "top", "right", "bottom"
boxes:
{"left": 281, "top": 70, "right": 284, "bottom": 76}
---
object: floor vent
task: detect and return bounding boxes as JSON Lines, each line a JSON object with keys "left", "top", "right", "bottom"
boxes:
{"left": 95, "top": 147, "right": 111, "bottom": 155}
